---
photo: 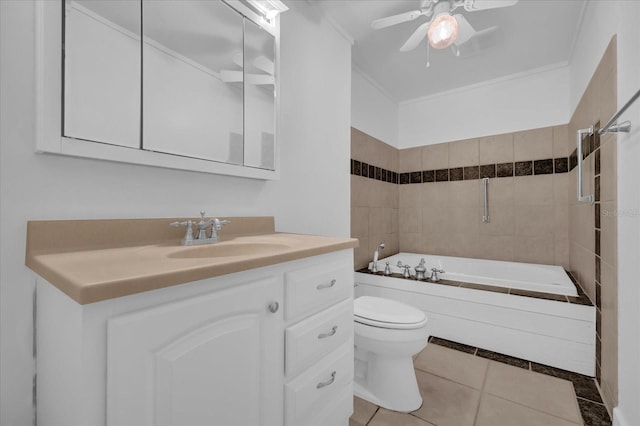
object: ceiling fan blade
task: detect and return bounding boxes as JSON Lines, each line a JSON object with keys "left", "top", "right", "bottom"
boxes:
{"left": 453, "top": 14, "right": 477, "bottom": 46}
{"left": 463, "top": 0, "right": 518, "bottom": 12}
{"left": 399, "top": 21, "right": 430, "bottom": 52}
{"left": 372, "top": 10, "right": 423, "bottom": 30}
{"left": 455, "top": 26, "right": 503, "bottom": 57}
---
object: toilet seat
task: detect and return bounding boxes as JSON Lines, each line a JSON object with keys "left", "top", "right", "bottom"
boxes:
{"left": 354, "top": 296, "right": 428, "bottom": 330}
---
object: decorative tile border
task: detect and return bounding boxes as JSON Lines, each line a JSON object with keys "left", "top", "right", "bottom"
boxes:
{"left": 356, "top": 268, "right": 593, "bottom": 305}
{"left": 428, "top": 337, "right": 612, "bottom": 425}
{"left": 350, "top": 157, "right": 570, "bottom": 184}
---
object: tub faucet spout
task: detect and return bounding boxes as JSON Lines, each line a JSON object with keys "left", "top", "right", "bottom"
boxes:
{"left": 370, "top": 242, "right": 385, "bottom": 273}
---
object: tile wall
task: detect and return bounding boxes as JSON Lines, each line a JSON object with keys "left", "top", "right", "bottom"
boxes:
{"left": 568, "top": 36, "right": 618, "bottom": 412}
{"left": 350, "top": 37, "right": 618, "bottom": 413}
{"left": 351, "top": 128, "right": 399, "bottom": 270}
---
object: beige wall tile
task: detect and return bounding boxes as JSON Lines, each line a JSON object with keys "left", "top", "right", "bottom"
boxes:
{"left": 448, "top": 232, "right": 480, "bottom": 258}
{"left": 423, "top": 232, "right": 451, "bottom": 256}
{"left": 354, "top": 236, "right": 369, "bottom": 270}
{"left": 486, "top": 177, "right": 514, "bottom": 206}
{"left": 449, "top": 138, "right": 479, "bottom": 168}
{"left": 351, "top": 127, "right": 366, "bottom": 160}
{"left": 391, "top": 208, "right": 399, "bottom": 234}
{"left": 388, "top": 232, "right": 399, "bottom": 256}
{"left": 450, "top": 207, "right": 480, "bottom": 235}
{"left": 422, "top": 206, "right": 451, "bottom": 236}
{"left": 351, "top": 207, "right": 369, "bottom": 239}
{"left": 554, "top": 236, "right": 569, "bottom": 269}
{"left": 422, "top": 142, "right": 449, "bottom": 170}
{"left": 553, "top": 174, "right": 568, "bottom": 205}
{"left": 478, "top": 236, "right": 514, "bottom": 262}
{"left": 369, "top": 234, "right": 391, "bottom": 260}
{"left": 552, "top": 125, "right": 569, "bottom": 158}
{"left": 600, "top": 201, "right": 617, "bottom": 267}
{"left": 554, "top": 203, "right": 569, "bottom": 237}
{"left": 422, "top": 182, "right": 452, "bottom": 208}
{"left": 351, "top": 175, "right": 370, "bottom": 207}
{"left": 599, "top": 67, "right": 617, "bottom": 126}
{"left": 479, "top": 133, "right": 513, "bottom": 164}
{"left": 400, "top": 184, "right": 422, "bottom": 208}
{"left": 600, "top": 137, "right": 617, "bottom": 203}
{"left": 400, "top": 147, "right": 422, "bottom": 172}
{"left": 576, "top": 245, "right": 596, "bottom": 301}
{"left": 514, "top": 236, "right": 554, "bottom": 265}
{"left": 479, "top": 205, "right": 514, "bottom": 236}
{"left": 514, "top": 205, "right": 554, "bottom": 237}
{"left": 400, "top": 233, "right": 422, "bottom": 253}
{"left": 399, "top": 207, "right": 422, "bottom": 234}
{"left": 514, "top": 127, "right": 553, "bottom": 161}
{"left": 413, "top": 371, "right": 481, "bottom": 426}
{"left": 514, "top": 175, "right": 554, "bottom": 205}
{"left": 450, "top": 180, "right": 481, "bottom": 207}
{"left": 369, "top": 207, "right": 392, "bottom": 236}
{"left": 414, "top": 344, "right": 489, "bottom": 390}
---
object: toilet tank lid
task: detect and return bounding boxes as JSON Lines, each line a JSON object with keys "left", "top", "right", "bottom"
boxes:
{"left": 354, "top": 296, "right": 427, "bottom": 325}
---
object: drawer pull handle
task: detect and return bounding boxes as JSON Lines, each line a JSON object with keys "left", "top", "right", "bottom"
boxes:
{"left": 317, "top": 279, "right": 336, "bottom": 290}
{"left": 318, "top": 326, "right": 338, "bottom": 339}
{"left": 316, "top": 371, "right": 336, "bottom": 389}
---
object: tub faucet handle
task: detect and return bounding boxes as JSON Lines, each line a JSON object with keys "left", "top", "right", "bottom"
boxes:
{"left": 430, "top": 267, "right": 444, "bottom": 282}
{"left": 384, "top": 262, "right": 391, "bottom": 275}
{"left": 402, "top": 264, "right": 411, "bottom": 279}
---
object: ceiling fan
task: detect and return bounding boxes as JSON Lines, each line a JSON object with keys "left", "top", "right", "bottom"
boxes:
{"left": 372, "top": 0, "right": 518, "bottom": 66}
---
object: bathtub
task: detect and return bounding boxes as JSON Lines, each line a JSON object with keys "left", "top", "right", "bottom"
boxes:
{"left": 368, "top": 252, "right": 578, "bottom": 296}
{"left": 355, "top": 252, "right": 596, "bottom": 376}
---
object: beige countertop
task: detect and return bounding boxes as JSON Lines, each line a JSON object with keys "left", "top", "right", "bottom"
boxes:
{"left": 25, "top": 217, "right": 358, "bottom": 304}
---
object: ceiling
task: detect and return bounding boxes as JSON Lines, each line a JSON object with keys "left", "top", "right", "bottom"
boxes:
{"left": 313, "top": 0, "right": 586, "bottom": 102}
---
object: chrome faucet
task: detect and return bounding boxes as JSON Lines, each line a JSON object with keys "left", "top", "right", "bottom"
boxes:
{"left": 414, "top": 258, "right": 427, "bottom": 280}
{"left": 430, "top": 267, "right": 444, "bottom": 282}
{"left": 171, "top": 211, "right": 230, "bottom": 246}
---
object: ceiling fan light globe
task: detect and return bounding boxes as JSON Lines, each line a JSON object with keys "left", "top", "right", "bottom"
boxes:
{"left": 428, "top": 13, "right": 459, "bottom": 49}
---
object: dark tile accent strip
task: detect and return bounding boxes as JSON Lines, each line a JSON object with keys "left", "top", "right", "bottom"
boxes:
{"left": 430, "top": 337, "right": 476, "bottom": 354}
{"left": 509, "top": 289, "right": 569, "bottom": 302}
{"left": 400, "top": 172, "right": 410, "bottom": 184}
{"left": 596, "top": 309, "right": 601, "bottom": 337}
{"left": 595, "top": 229, "right": 601, "bottom": 256}
{"left": 568, "top": 292, "right": 594, "bottom": 306}
{"left": 460, "top": 282, "right": 509, "bottom": 294}
{"left": 554, "top": 157, "right": 569, "bottom": 173}
{"left": 369, "top": 164, "right": 375, "bottom": 178}
{"left": 480, "top": 164, "right": 496, "bottom": 179}
{"left": 496, "top": 162, "right": 514, "bottom": 178}
{"left": 435, "top": 169, "right": 449, "bottom": 182}
{"left": 534, "top": 158, "right": 554, "bottom": 175}
{"left": 595, "top": 149, "right": 601, "bottom": 176}
{"left": 463, "top": 166, "right": 479, "bottom": 180}
{"left": 361, "top": 161, "right": 369, "bottom": 178}
{"left": 353, "top": 160, "right": 362, "bottom": 176}
{"left": 410, "top": 171, "right": 422, "bottom": 184}
{"left": 381, "top": 169, "right": 387, "bottom": 182}
{"left": 577, "top": 398, "right": 612, "bottom": 426}
{"left": 594, "top": 121, "right": 601, "bottom": 150}
{"left": 570, "top": 149, "right": 578, "bottom": 171}
{"left": 449, "top": 167, "right": 463, "bottom": 181}
{"left": 422, "top": 170, "right": 435, "bottom": 183}
{"left": 375, "top": 167, "right": 382, "bottom": 180}
{"left": 595, "top": 176, "right": 600, "bottom": 201}
{"left": 582, "top": 133, "right": 592, "bottom": 160}
{"left": 596, "top": 281, "right": 602, "bottom": 308}
{"left": 476, "top": 348, "right": 530, "bottom": 369}
{"left": 595, "top": 256, "right": 601, "bottom": 282}
{"left": 515, "top": 161, "right": 533, "bottom": 176}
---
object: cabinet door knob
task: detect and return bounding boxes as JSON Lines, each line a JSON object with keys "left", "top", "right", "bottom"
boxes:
{"left": 317, "top": 325, "right": 338, "bottom": 339}
{"left": 316, "top": 371, "right": 336, "bottom": 389}
{"left": 268, "top": 301, "right": 279, "bottom": 313}
{"left": 316, "top": 279, "right": 336, "bottom": 290}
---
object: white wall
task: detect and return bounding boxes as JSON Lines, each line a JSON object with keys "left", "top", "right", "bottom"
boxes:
{"left": 351, "top": 69, "right": 398, "bottom": 147}
{"left": 0, "top": 1, "right": 351, "bottom": 425}
{"left": 398, "top": 64, "right": 571, "bottom": 148}
{"left": 570, "top": 2, "right": 640, "bottom": 426}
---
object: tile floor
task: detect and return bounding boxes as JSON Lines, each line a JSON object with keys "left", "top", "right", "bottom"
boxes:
{"left": 350, "top": 337, "right": 612, "bottom": 426}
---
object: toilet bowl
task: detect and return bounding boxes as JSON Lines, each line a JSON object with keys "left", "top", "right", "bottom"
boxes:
{"left": 353, "top": 296, "right": 430, "bottom": 412}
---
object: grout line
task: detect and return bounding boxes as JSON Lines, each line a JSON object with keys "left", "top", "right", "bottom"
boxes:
{"left": 365, "top": 406, "right": 380, "bottom": 426}
{"left": 576, "top": 395, "right": 607, "bottom": 406}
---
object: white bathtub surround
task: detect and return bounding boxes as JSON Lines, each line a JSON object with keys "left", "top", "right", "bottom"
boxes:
{"left": 369, "top": 252, "right": 578, "bottom": 296}
{"left": 355, "top": 253, "right": 595, "bottom": 376}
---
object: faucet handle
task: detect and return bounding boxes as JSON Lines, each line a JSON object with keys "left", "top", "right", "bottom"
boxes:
{"left": 170, "top": 220, "right": 194, "bottom": 244}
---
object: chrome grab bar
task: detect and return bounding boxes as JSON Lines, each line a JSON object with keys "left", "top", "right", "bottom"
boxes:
{"left": 577, "top": 127, "right": 594, "bottom": 204}
{"left": 482, "top": 177, "right": 490, "bottom": 223}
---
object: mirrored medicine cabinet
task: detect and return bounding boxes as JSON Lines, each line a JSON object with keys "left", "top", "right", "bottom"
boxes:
{"left": 36, "top": 0, "right": 279, "bottom": 179}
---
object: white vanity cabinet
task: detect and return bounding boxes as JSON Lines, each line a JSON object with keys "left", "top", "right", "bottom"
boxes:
{"left": 36, "top": 250, "right": 354, "bottom": 426}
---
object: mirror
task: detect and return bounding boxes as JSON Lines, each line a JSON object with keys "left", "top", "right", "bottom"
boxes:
{"left": 63, "top": 0, "right": 141, "bottom": 148}
{"left": 62, "top": 0, "right": 278, "bottom": 174}
{"left": 142, "top": 0, "right": 244, "bottom": 164}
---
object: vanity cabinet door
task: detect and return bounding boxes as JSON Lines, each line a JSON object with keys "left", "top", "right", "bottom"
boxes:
{"left": 106, "top": 276, "right": 283, "bottom": 426}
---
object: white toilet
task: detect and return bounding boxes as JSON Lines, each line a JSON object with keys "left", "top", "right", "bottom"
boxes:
{"left": 353, "top": 296, "right": 430, "bottom": 412}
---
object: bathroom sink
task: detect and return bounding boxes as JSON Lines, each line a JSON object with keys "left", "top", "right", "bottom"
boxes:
{"left": 168, "top": 242, "right": 292, "bottom": 259}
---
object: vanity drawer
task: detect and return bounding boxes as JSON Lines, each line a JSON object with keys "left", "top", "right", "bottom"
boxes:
{"left": 285, "top": 299, "right": 353, "bottom": 376}
{"left": 284, "top": 342, "right": 354, "bottom": 426}
{"left": 284, "top": 259, "right": 353, "bottom": 320}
